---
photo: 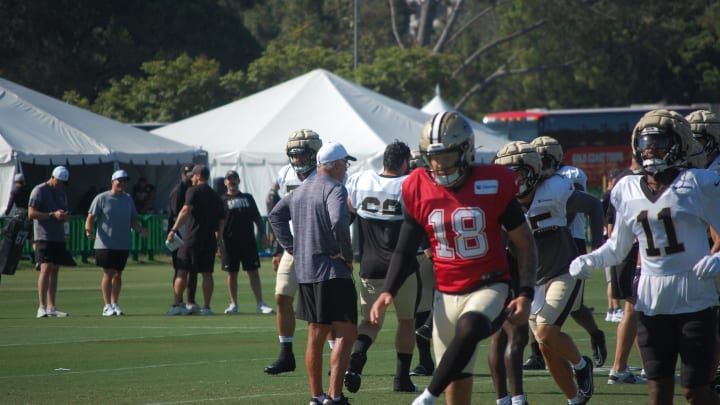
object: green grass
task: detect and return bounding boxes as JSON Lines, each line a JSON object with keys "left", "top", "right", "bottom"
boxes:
{"left": 0, "top": 257, "right": 667, "bottom": 404}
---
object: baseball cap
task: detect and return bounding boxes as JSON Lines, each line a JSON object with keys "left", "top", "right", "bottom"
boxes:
{"left": 111, "top": 169, "right": 130, "bottom": 181}
{"left": 14, "top": 173, "right": 25, "bottom": 183}
{"left": 181, "top": 164, "right": 194, "bottom": 175}
{"left": 316, "top": 142, "right": 356, "bottom": 165}
{"left": 225, "top": 170, "right": 239, "bottom": 179}
{"left": 52, "top": 166, "right": 70, "bottom": 182}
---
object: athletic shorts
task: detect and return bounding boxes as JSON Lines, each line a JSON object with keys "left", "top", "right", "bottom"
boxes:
{"left": 360, "top": 276, "right": 417, "bottom": 326}
{"left": 176, "top": 243, "right": 216, "bottom": 273}
{"left": 610, "top": 242, "right": 639, "bottom": 299}
{"left": 296, "top": 278, "right": 358, "bottom": 325}
{"left": 416, "top": 253, "right": 435, "bottom": 313}
{"left": 274, "top": 251, "right": 297, "bottom": 297}
{"left": 94, "top": 249, "right": 130, "bottom": 271}
{"left": 433, "top": 283, "right": 508, "bottom": 374}
{"left": 637, "top": 307, "right": 717, "bottom": 388}
{"left": 34, "top": 240, "right": 76, "bottom": 267}
{"left": 530, "top": 273, "right": 583, "bottom": 328}
{"left": 220, "top": 240, "right": 260, "bottom": 272}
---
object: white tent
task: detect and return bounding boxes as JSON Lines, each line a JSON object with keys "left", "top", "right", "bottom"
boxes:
{"left": 155, "top": 69, "right": 507, "bottom": 214}
{"left": 0, "top": 78, "right": 206, "bottom": 214}
{"left": 422, "top": 85, "right": 508, "bottom": 163}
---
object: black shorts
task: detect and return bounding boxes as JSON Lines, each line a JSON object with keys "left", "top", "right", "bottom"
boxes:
{"left": 220, "top": 240, "right": 260, "bottom": 272}
{"left": 176, "top": 244, "right": 216, "bottom": 273}
{"left": 94, "top": 249, "right": 130, "bottom": 271}
{"left": 297, "top": 278, "right": 358, "bottom": 325}
{"left": 610, "top": 241, "right": 639, "bottom": 299}
{"left": 35, "top": 241, "right": 76, "bottom": 267}
{"left": 637, "top": 307, "right": 717, "bottom": 388}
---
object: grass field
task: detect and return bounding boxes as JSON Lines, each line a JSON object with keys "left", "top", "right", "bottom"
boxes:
{"left": 0, "top": 256, "right": 668, "bottom": 404}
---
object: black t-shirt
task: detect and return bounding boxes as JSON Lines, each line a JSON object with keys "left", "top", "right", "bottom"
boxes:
{"left": 221, "top": 191, "right": 261, "bottom": 242}
{"left": 183, "top": 184, "right": 223, "bottom": 246}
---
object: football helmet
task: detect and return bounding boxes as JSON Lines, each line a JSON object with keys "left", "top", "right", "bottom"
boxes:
{"left": 531, "top": 136, "right": 563, "bottom": 174}
{"left": 494, "top": 141, "right": 542, "bottom": 197}
{"left": 286, "top": 129, "right": 322, "bottom": 174}
{"left": 418, "top": 112, "right": 475, "bottom": 187}
{"left": 631, "top": 109, "right": 694, "bottom": 175}
{"left": 686, "top": 110, "right": 720, "bottom": 157}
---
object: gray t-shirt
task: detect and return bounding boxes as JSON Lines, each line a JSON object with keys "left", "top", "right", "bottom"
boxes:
{"left": 269, "top": 174, "right": 353, "bottom": 284}
{"left": 88, "top": 191, "right": 138, "bottom": 250}
{"left": 29, "top": 182, "right": 68, "bottom": 242}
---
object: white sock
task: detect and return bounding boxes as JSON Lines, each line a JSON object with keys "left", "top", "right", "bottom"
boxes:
{"left": 511, "top": 394, "right": 526, "bottom": 405}
{"left": 496, "top": 395, "right": 510, "bottom": 405}
{"left": 573, "top": 356, "right": 586, "bottom": 370}
{"left": 327, "top": 339, "right": 335, "bottom": 350}
{"left": 279, "top": 336, "right": 293, "bottom": 343}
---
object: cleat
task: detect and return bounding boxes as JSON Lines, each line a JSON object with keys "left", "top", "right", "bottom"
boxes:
{"left": 264, "top": 355, "right": 296, "bottom": 375}
{"left": 323, "top": 394, "right": 351, "bottom": 404}
{"left": 199, "top": 307, "right": 214, "bottom": 316}
{"left": 611, "top": 308, "right": 624, "bottom": 322}
{"left": 224, "top": 303, "right": 238, "bottom": 314}
{"left": 574, "top": 356, "right": 594, "bottom": 400}
{"left": 256, "top": 302, "right": 274, "bottom": 314}
{"left": 113, "top": 304, "right": 124, "bottom": 316}
{"left": 343, "top": 352, "right": 367, "bottom": 393}
{"left": 393, "top": 377, "right": 418, "bottom": 392}
{"left": 46, "top": 307, "right": 68, "bottom": 317}
{"left": 608, "top": 368, "right": 647, "bottom": 384}
{"left": 590, "top": 330, "right": 607, "bottom": 368}
{"left": 415, "top": 324, "right": 432, "bottom": 341}
{"left": 409, "top": 364, "right": 434, "bottom": 376}
{"left": 166, "top": 304, "right": 191, "bottom": 316}
{"left": 186, "top": 303, "right": 200, "bottom": 315}
{"left": 523, "top": 354, "right": 545, "bottom": 370}
{"left": 102, "top": 305, "right": 115, "bottom": 317}
{"left": 36, "top": 306, "right": 47, "bottom": 318}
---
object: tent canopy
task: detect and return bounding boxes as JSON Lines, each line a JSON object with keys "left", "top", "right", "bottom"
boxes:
{"left": 0, "top": 78, "right": 206, "bottom": 213}
{"left": 155, "top": 69, "right": 507, "bottom": 214}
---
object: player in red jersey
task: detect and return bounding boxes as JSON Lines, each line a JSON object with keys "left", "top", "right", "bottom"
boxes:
{"left": 370, "top": 112, "right": 537, "bottom": 405}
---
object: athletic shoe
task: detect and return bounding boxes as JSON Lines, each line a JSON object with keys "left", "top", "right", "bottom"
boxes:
{"left": 522, "top": 354, "right": 546, "bottom": 370}
{"left": 611, "top": 308, "right": 624, "bottom": 322}
{"left": 113, "top": 304, "right": 124, "bottom": 316}
{"left": 47, "top": 307, "right": 68, "bottom": 317}
{"left": 264, "top": 354, "right": 296, "bottom": 374}
{"left": 344, "top": 352, "right": 367, "bottom": 393}
{"left": 36, "top": 306, "right": 47, "bottom": 318}
{"left": 309, "top": 397, "right": 327, "bottom": 405}
{"left": 186, "top": 303, "right": 200, "bottom": 315}
{"left": 409, "top": 364, "right": 434, "bottom": 376}
{"left": 199, "top": 307, "right": 214, "bottom": 316}
{"left": 605, "top": 309, "right": 615, "bottom": 322}
{"left": 640, "top": 368, "right": 647, "bottom": 378}
{"left": 322, "top": 394, "right": 351, "bottom": 405}
{"left": 590, "top": 330, "right": 607, "bottom": 368}
{"left": 393, "top": 377, "right": 418, "bottom": 392}
{"left": 574, "top": 356, "right": 594, "bottom": 399}
{"left": 224, "top": 303, "right": 238, "bottom": 314}
{"left": 256, "top": 302, "right": 274, "bottom": 314}
{"left": 102, "top": 305, "right": 115, "bottom": 317}
{"left": 415, "top": 324, "right": 432, "bottom": 341}
{"left": 166, "top": 304, "right": 190, "bottom": 316}
{"left": 608, "top": 368, "right": 647, "bottom": 384}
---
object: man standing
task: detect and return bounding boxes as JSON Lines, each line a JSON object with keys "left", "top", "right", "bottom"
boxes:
{"left": 265, "top": 129, "right": 323, "bottom": 375}
{"left": 371, "top": 113, "right": 537, "bottom": 405}
{"left": 168, "top": 164, "right": 199, "bottom": 314}
{"left": 166, "top": 165, "right": 224, "bottom": 315}
{"left": 4, "top": 173, "right": 31, "bottom": 217}
{"left": 269, "top": 141, "right": 357, "bottom": 405}
{"left": 343, "top": 140, "right": 418, "bottom": 394}
{"left": 29, "top": 166, "right": 75, "bottom": 318}
{"left": 85, "top": 169, "right": 148, "bottom": 316}
{"left": 219, "top": 170, "right": 272, "bottom": 315}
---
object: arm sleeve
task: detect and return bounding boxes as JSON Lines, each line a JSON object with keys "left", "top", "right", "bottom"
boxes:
{"left": 381, "top": 212, "right": 425, "bottom": 296}
{"left": 566, "top": 190, "right": 605, "bottom": 248}
{"left": 268, "top": 195, "right": 294, "bottom": 255}
{"left": 499, "top": 198, "right": 527, "bottom": 232}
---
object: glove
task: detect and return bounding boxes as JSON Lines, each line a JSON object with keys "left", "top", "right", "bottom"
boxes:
{"left": 569, "top": 256, "right": 594, "bottom": 280}
{"left": 693, "top": 254, "right": 720, "bottom": 280}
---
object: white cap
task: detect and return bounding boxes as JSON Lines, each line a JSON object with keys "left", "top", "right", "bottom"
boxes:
{"left": 111, "top": 169, "right": 130, "bottom": 181}
{"left": 316, "top": 142, "right": 357, "bottom": 165}
{"left": 14, "top": 173, "right": 25, "bottom": 182}
{"left": 52, "top": 166, "right": 70, "bottom": 182}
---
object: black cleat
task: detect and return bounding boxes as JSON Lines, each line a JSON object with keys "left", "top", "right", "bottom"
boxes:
{"left": 264, "top": 354, "right": 295, "bottom": 375}
{"left": 322, "top": 394, "right": 351, "bottom": 405}
{"left": 409, "top": 364, "right": 434, "bottom": 376}
{"left": 343, "top": 352, "right": 367, "bottom": 393}
{"left": 574, "top": 355, "right": 594, "bottom": 400}
{"left": 522, "top": 354, "right": 546, "bottom": 370}
{"left": 590, "top": 330, "right": 607, "bottom": 368}
{"left": 393, "top": 377, "right": 418, "bottom": 392}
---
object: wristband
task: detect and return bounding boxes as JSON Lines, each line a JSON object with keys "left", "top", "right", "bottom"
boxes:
{"left": 517, "top": 286, "right": 535, "bottom": 300}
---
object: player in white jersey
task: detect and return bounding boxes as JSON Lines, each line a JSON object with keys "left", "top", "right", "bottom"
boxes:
{"left": 496, "top": 141, "right": 604, "bottom": 405}
{"left": 264, "top": 129, "right": 322, "bottom": 375}
{"left": 532, "top": 136, "right": 608, "bottom": 370}
{"left": 342, "top": 141, "right": 419, "bottom": 394}
{"left": 571, "top": 109, "right": 720, "bottom": 404}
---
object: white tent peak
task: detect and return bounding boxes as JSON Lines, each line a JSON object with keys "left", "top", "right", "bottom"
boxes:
{"left": 422, "top": 84, "right": 458, "bottom": 114}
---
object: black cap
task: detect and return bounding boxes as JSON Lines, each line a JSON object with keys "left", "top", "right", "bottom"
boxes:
{"left": 225, "top": 170, "right": 239, "bottom": 179}
{"left": 181, "top": 164, "right": 194, "bottom": 174}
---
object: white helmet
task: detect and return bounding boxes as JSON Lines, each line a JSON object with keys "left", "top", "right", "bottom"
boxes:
{"left": 631, "top": 109, "right": 696, "bottom": 175}
{"left": 418, "top": 112, "right": 475, "bottom": 188}
{"left": 531, "top": 136, "right": 563, "bottom": 174}
{"left": 494, "top": 141, "right": 542, "bottom": 197}
{"left": 286, "top": 129, "right": 323, "bottom": 174}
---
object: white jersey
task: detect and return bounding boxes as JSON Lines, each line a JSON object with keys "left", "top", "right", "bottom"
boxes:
{"left": 276, "top": 164, "right": 316, "bottom": 198}
{"left": 526, "top": 174, "right": 574, "bottom": 231}
{"left": 346, "top": 171, "right": 406, "bottom": 221}
{"left": 557, "top": 165, "right": 588, "bottom": 240}
{"left": 588, "top": 169, "right": 720, "bottom": 315}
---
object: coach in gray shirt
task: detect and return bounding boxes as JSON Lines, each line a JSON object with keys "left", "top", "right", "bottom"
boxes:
{"left": 269, "top": 141, "right": 357, "bottom": 405}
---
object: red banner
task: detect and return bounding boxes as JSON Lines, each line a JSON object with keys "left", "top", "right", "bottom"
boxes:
{"left": 565, "top": 146, "right": 633, "bottom": 189}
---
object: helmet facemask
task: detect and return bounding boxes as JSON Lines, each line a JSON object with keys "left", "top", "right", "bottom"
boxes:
{"left": 286, "top": 129, "right": 322, "bottom": 175}
{"left": 494, "top": 141, "right": 542, "bottom": 197}
{"left": 419, "top": 112, "right": 475, "bottom": 188}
